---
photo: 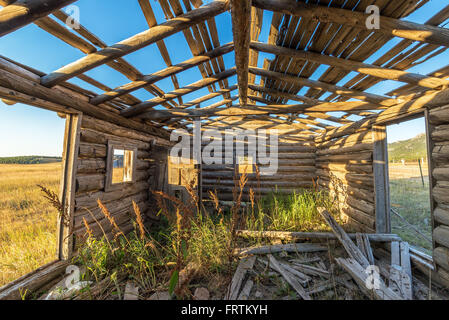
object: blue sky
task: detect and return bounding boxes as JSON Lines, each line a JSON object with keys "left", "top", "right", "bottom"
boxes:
{"left": 0, "top": 0, "right": 448, "bottom": 156}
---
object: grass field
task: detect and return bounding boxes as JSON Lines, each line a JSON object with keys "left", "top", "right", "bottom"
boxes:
{"left": 0, "top": 163, "right": 61, "bottom": 287}
{"left": 388, "top": 163, "right": 432, "bottom": 255}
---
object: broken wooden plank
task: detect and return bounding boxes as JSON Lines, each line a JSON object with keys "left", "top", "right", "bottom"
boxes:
{"left": 389, "top": 265, "right": 412, "bottom": 300}
{"left": 290, "top": 263, "right": 330, "bottom": 278}
{"left": 318, "top": 208, "right": 370, "bottom": 268}
{"left": 400, "top": 242, "right": 412, "bottom": 280}
{"left": 123, "top": 281, "right": 139, "bottom": 300}
{"left": 267, "top": 254, "right": 311, "bottom": 300}
{"left": 335, "top": 258, "right": 403, "bottom": 300}
{"left": 225, "top": 256, "right": 256, "bottom": 300}
{"left": 235, "top": 242, "right": 327, "bottom": 257}
{"left": 391, "top": 241, "right": 401, "bottom": 266}
{"left": 235, "top": 230, "right": 401, "bottom": 242}
{"left": 362, "top": 234, "right": 375, "bottom": 266}
{"left": 237, "top": 279, "right": 254, "bottom": 300}
{"left": 257, "top": 258, "right": 310, "bottom": 286}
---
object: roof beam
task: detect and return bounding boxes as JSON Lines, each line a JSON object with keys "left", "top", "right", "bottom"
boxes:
{"left": 251, "top": 41, "right": 449, "bottom": 89}
{"left": 175, "top": 85, "right": 238, "bottom": 109}
{"left": 0, "top": 0, "right": 77, "bottom": 37}
{"left": 230, "top": 0, "right": 251, "bottom": 105}
{"left": 40, "top": 0, "right": 230, "bottom": 87}
{"left": 121, "top": 68, "right": 237, "bottom": 117}
{"left": 252, "top": 0, "right": 449, "bottom": 47}
{"left": 140, "top": 103, "right": 316, "bottom": 120}
{"left": 249, "top": 67, "right": 392, "bottom": 106}
{"left": 90, "top": 42, "right": 234, "bottom": 105}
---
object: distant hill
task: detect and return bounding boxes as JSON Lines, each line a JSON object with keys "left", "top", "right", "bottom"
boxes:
{"left": 388, "top": 133, "right": 427, "bottom": 162}
{"left": 0, "top": 156, "right": 62, "bottom": 164}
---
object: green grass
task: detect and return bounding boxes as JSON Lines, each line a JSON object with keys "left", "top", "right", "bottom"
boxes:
{"left": 390, "top": 177, "right": 432, "bottom": 255}
{"left": 245, "top": 189, "right": 337, "bottom": 233}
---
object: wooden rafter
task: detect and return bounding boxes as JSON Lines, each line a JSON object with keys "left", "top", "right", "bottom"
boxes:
{"left": 230, "top": 0, "right": 251, "bottom": 105}
{"left": 252, "top": 0, "right": 449, "bottom": 47}
{"left": 40, "top": 1, "right": 230, "bottom": 87}
{"left": 90, "top": 43, "right": 234, "bottom": 106}
{"left": 121, "top": 68, "right": 237, "bottom": 117}
{"left": 251, "top": 41, "right": 449, "bottom": 89}
{"left": 0, "top": 0, "right": 76, "bottom": 36}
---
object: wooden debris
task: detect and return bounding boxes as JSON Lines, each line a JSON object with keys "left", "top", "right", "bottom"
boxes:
{"left": 362, "top": 234, "right": 375, "bottom": 266}
{"left": 335, "top": 258, "right": 403, "bottom": 300}
{"left": 290, "top": 263, "right": 330, "bottom": 278}
{"left": 267, "top": 254, "right": 311, "bottom": 300}
{"left": 225, "top": 256, "right": 256, "bottom": 300}
{"left": 389, "top": 265, "right": 412, "bottom": 300}
{"left": 318, "top": 208, "right": 370, "bottom": 268}
{"left": 148, "top": 291, "right": 171, "bottom": 300}
{"left": 235, "top": 242, "right": 327, "bottom": 257}
{"left": 123, "top": 281, "right": 139, "bottom": 300}
{"left": 236, "top": 230, "right": 401, "bottom": 242}
{"left": 289, "top": 256, "right": 322, "bottom": 264}
{"left": 193, "top": 287, "right": 210, "bottom": 300}
{"left": 237, "top": 280, "right": 253, "bottom": 300}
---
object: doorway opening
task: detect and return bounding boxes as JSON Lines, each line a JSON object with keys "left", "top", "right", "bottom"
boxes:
{"left": 386, "top": 117, "right": 433, "bottom": 255}
{"left": 0, "top": 103, "right": 66, "bottom": 286}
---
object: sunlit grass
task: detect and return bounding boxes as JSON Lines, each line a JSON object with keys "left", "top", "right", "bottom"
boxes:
{"left": 0, "top": 163, "right": 61, "bottom": 286}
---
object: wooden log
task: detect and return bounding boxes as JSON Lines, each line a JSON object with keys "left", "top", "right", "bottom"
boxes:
{"left": 235, "top": 243, "right": 327, "bottom": 257}
{"left": 80, "top": 128, "right": 151, "bottom": 150}
{"left": 316, "top": 143, "right": 373, "bottom": 156}
{"left": 429, "top": 104, "right": 449, "bottom": 125}
{"left": 434, "top": 246, "right": 449, "bottom": 272}
{"left": 434, "top": 205, "right": 449, "bottom": 226}
{"left": 315, "top": 163, "right": 373, "bottom": 174}
{"left": 251, "top": 41, "right": 448, "bottom": 89}
{"left": 267, "top": 254, "right": 311, "bottom": 300}
{"left": 249, "top": 67, "right": 387, "bottom": 106}
{"left": 252, "top": 0, "right": 449, "bottom": 47}
{"left": 230, "top": 0, "right": 251, "bottom": 105}
{"left": 318, "top": 207, "right": 370, "bottom": 268}
{"left": 0, "top": 0, "right": 76, "bottom": 37}
{"left": 122, "top": 68, "right": 237, "bottom": 117}
{"left": 0, "top": 63, "right": 169, "bottom": 141}
{"left": 342, "top": 206, "right": 376, "bottom": 230}
{"left": 316, "top": 151, "right": 372, "bottom": 163}
{"left": 346, "top": 197, "right": 375, "bottom": 216}
{"left": 40, "top": 1, "right": 230, "bottom": 87}
{"left": 316, "top": 131, "right": 373, "bottom": 149}
{"left": 335, "top": 258, "right": 403, "bottom": 300}
{"left": 433, "top": 185, "right": 449, "bottom": 205}
{"left": 235, "top": 230, "right": 400, "bottom": 242}
{"left": 433, "top": 144, "right": 449, "bottom": 163}
{"left": 79, "top": 142, "right": 107, "bottom": 159}
{"left": 434, "top": 226, "right": 449, "bottom": 248}
{"left": 75, "top": 181, "right": 149, "bottom": 209}
{"left": 77, "top": 159, "right": 106, "bottom": 174}
{"left": 0, "top": 260, "right": 68, "bottom": 300}
{"left": 432, "top": 125, "right": 449, "bottom": 142}
{"left": 225, "top": 256, "right": 256, "bottom": 300}
{"left": 90, "top": 43, "right": 234, "bottom": 105}
{"left": 81, "top": 115, "right": 170, "bottom": 146}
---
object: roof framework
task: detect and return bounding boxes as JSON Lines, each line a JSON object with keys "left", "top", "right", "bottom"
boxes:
{"left": 1, "top": 0, "right": 449, "bottom": 135}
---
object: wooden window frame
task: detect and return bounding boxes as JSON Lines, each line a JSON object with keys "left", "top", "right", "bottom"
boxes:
{"left": 105, "top": 140, "right": 138, "bottom": 192}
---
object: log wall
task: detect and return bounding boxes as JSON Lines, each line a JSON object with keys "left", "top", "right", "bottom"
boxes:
{"left": 428, "top": 104, "right": 449, "bottom": 286}
{"left": 201, "top": 128, "right": 317, "bottom": 202}
{"left": 72, "top": 115, "right": 170, "bottom": 246}
{"left": 315, "top": 130, "right": 375, "bottom": 233}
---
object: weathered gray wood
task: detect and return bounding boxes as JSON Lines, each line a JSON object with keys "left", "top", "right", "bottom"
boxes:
{"left": 235, "top": 230, "right": 401, "bottom": 242}
{"left": 235, "top": 242, "right": 327, "bottom": 257}
{"left": 391, "top": 241, "right": 401, "bottom": 266}
{"left": 362, "top": 234, "right": 375, "bottom": 266}
{"left": 318, "top": 208, "right": 370, "bottom": 268}
{"left": 225, "top": 256, "right": 256, "bottom": 300}
{"left": 335, "top": 258, "right": 403, "bottom": 300}
{"left": 267, "top": 254, "right": 311, "bottom": 300}
{"left": 237, "top": 279, "right": 253, "bottom": 300}
{"left": 389, "top": 265, "right": 412, "bottom": 300}
{"left": 252, "top": 0, "right": 449, "bottom": 47}
{"left": 372, "top": 125, "right": 390, "bottom": 233}
{"left": 290, "top": 263, "right": 330, "bottom": 278}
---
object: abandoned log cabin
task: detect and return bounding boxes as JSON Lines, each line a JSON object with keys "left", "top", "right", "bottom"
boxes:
{"left": 1, "top": 0, "right": 449, "bottom": 301}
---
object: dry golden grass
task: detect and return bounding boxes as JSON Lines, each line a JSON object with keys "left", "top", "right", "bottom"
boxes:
{"left": 388, "top": 162, "right": 429, "bottom": 179}
{"left": 0, "top": 163, "right": 61, "bottom": 286}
